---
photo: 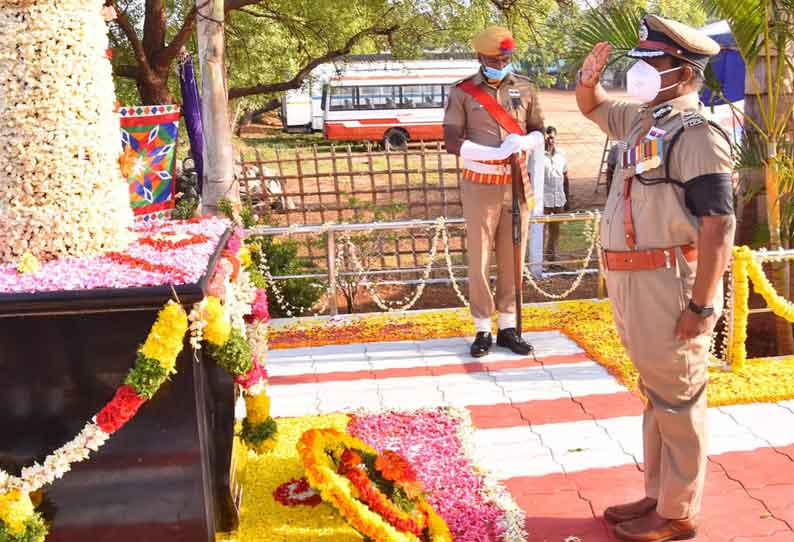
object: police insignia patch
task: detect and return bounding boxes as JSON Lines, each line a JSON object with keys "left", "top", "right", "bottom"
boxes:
{"left": 652, "top": 104, "right": 673, "bottom": 120}
{"left": 682, "top": 111, "right": 705, "bottom": 129}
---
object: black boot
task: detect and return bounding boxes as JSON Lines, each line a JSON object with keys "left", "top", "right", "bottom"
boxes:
{"left": 470, "top": 332, "right": 492, "bottom": 358}
{"left": 496, "top": 328, "right": 533, "bottom": 356}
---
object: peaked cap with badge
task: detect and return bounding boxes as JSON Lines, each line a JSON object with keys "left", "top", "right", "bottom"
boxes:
{"left": 628, "top": 14, "right": 721, "bottom": 71}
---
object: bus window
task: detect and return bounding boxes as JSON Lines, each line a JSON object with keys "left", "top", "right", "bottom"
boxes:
{"left": 358, "top": 86, "right": 398, "bottom": 110}
{"left": 329, "top": 86, "right": 356, "bottom": 111}
{"left": 401, "top": 85, "right": 422, "bottom": 108}
{"left": 420, "top": 85, "right": 444, "bottom": 108}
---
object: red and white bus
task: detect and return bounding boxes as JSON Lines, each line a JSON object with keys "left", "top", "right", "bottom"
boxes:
{"left": 321, "top": 60, "right": 478, "bottom": 147}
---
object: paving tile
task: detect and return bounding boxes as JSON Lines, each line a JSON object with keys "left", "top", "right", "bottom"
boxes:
{"left": 720, "top": 403, "right": 794, "bottom": 448}
{"left": 730, "top": 532, "right": 794, "bottom": 542}
{"left": 267, "top": 347, "right": 314, "bottom": 362}
{"left": 576, "top": 392, "right": 644, "bottom": 420}
{"left": 711, "top": 448, "right": 794, "bottom": 489}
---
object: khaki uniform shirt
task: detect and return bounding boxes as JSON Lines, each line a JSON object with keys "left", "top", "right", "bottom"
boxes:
{"left": 444, "top": 71, "right": 545, "bottom": 146}
{"left": 586, "top": 93, "right": 732, "bottom": 255}
{"left": 444, "top": 71, "right": 544, "bottom": 202}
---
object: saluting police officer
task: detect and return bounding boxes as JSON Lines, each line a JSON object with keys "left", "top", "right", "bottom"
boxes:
{"left": 444, "top": 26, "right": 545, "bottom": 358}
{"left": 576, "top": 16, "right": 735, "bottom": 542}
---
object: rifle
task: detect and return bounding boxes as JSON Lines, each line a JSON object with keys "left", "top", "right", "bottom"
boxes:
{"left": 510, "top": 152, "right": 523, "bottom": 335}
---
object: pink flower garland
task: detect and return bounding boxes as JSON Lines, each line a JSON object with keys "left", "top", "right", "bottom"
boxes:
{"left": 348, "top": 410, "right": 510, "bottom": 542}
{"left": 249, "top": 288, "right": 270, "bottom": 324}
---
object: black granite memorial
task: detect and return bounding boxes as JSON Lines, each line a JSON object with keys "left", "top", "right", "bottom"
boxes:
{"left": 0, "top": 232, "right": 239, "bottom": 542}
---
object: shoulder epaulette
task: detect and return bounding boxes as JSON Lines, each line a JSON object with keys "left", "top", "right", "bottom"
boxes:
{"left": 681, "top": 110, "right": 707, "bottom": 129}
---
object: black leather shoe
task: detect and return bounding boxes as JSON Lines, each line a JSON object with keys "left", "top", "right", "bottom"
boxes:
{"left": 470, "top": 332, "right": 492, "bottom": 358}
{"left": 496, "top": 328, "right": 534, "bottom": 356}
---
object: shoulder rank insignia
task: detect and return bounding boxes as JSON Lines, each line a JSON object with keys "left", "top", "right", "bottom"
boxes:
{"left": 681, "top": 111, "right": 706, "bottom": 129}
{"left": 652, "top": 104, "right": 673, "bottom": 120}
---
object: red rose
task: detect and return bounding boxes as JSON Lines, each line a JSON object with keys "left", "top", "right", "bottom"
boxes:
{"left": 96, "top": 385, "right": 146, "bottom": 434}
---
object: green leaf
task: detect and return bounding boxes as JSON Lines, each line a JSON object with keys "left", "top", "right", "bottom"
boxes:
{"left": 239, "top": 416, "right": 278, "bottom": 445}
{"left": 125, "top": 352, "right": 170, "bottom": 399}
{"left": 206, "top": 330, "right": 253, "bottom": 376}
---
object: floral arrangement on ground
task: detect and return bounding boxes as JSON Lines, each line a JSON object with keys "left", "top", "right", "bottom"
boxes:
{"left": 268, "top": 300, "right": 794, "bottom": 407}
{"left": 232, "top": 407, "right": 525, "bottom": 542}
{"left": 0, "top": 227, "right": 277, "bottom": 541}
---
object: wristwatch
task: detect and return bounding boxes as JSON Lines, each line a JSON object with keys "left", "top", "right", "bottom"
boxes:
{"left": 688, "top": 300, "right": 714, "bottom": 318}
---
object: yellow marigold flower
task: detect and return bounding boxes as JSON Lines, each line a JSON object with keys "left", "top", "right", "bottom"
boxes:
{"left": 140, "top": 301, "right": 188, "bottom": 373}
{"left": 245, "top": 392, "right": 271, "bottom": 424}
{"left": 0, "top": 490, "right": 35, "bottom": 535}
{"left": 16, "top": 251, "right": 41, "bottom": 274}
{"left": 203, "top": 296, "right": 231, "bottom": 346}
{"left": 239, "top": 245, "right": 252, "bottom": 268}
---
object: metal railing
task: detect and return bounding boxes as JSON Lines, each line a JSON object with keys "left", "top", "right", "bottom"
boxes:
{"left": 245, "top": 212, "right": 603, "bottom": 315}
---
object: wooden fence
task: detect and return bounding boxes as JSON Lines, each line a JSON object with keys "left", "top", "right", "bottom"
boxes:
{"left": 237, "top": 142, "right": 468, "bottom": 267}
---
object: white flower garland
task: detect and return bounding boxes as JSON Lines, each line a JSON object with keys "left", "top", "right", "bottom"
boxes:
{"left": 340, "top": 217, "right": 445, "bottom": 312}
{"left": 522, "top": 212, "right": 601, "bottom": 300}
{"left": 1, "top": 421, "right": 109, "bottom": 495}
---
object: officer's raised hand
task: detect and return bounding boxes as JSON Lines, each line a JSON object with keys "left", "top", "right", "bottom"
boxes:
{"left": 579, "top": 42, "right": 612, "bottom": 88}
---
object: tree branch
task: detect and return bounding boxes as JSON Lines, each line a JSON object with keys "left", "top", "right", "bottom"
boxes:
{"left": 228, "top": 23, "right": 399, "bottom": 99}
{"left": 110, "top": 0, "right": 150, "bottom": 70}
{"left": 157, "top": 7, "right": 197, "bottom": 67}
{"left": 113, "top": 64, "right": 141, "bottom": 78}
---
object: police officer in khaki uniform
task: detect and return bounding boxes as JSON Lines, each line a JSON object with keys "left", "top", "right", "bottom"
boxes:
{"left": 444, "top": 26, "right": 545, "bottom": 357}
{"left": 576, "top": 16, "right": 735, "bottom": 542}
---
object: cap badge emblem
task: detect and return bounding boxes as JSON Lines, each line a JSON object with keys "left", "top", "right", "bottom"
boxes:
{"left": 639, "top": 21, "right": 649, "bottom": 41}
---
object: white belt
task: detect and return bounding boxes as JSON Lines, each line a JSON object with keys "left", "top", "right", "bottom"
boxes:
{"left": 463, "top": 159, "right": 510, "bottom": 176}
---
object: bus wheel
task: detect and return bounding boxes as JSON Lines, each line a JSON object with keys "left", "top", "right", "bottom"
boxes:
{"left": 383, "top": 128, "right": 408, "bottom": 150}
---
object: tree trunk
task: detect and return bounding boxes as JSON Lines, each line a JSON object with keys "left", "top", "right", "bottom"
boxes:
{"left": 137, "top": 72, "right": 174, "bottom": 104}
{"left": 197, "top": 0, "right": 238, "bottom": 216}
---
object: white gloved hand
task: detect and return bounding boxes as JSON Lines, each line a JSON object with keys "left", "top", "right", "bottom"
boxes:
{"left": 519, "top": 131, "right": 545, "bottom": 152}
{"left": 460, "top": 139, "right": 511, "bottom": 161}
{"left": 500, "top": 133, "right": 523, "bottom": 156}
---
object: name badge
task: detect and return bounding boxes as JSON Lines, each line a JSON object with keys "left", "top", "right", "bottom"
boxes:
{"left": 508, "top": 88, "right": 522, "bottom": 109}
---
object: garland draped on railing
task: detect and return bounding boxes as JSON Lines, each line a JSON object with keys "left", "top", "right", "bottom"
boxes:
{"left": 730, "top": 246, "right": 794, "bottom": 370}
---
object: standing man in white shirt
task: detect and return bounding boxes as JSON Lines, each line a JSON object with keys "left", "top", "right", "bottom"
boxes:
{"left": 543, "top": 126, "right": 569, "bottom": 265}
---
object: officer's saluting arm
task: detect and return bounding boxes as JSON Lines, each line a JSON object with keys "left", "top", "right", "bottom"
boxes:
{"left": 576, "top": 42, "right": 640, "bottom": 140}
{"left": 673, "top": 123, "right": 736, "bottom": 341}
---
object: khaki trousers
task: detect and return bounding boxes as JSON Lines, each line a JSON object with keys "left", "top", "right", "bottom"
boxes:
{"left": 606, "top": 255, "right": 720, "bottom": 519}
{"left": 461, "top": 180, "right": 530, "bottom": 324}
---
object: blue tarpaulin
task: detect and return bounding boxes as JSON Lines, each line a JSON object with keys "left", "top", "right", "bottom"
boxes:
{"left": 178, "top": 54, "right": 205, "bottom": 195}
{"left": 699, "top": 20, "right": 745, "bottom": 106}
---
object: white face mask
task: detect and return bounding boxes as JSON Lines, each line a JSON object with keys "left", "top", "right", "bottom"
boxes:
{"left": 626, "top": 60, "right": 681, "bottom": 103}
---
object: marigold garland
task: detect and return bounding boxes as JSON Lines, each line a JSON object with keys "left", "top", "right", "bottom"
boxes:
{"left": 297, "top": 428, "right": 452, "bottom": 542}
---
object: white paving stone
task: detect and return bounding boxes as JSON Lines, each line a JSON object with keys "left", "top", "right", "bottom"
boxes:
{"left": 720, "top": 403, "right": 794, "bottom": 447}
